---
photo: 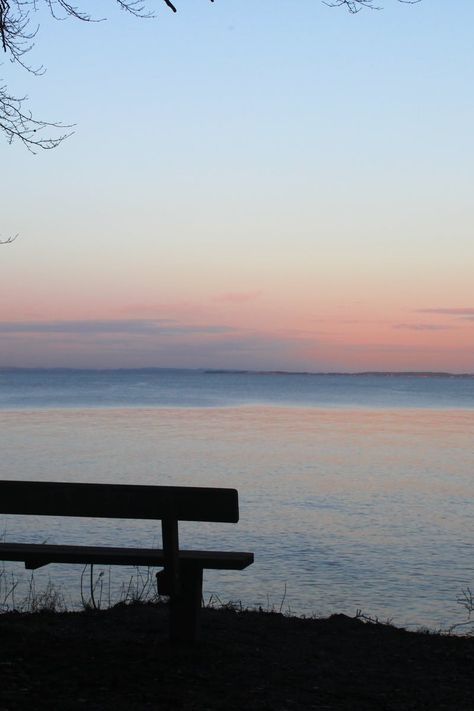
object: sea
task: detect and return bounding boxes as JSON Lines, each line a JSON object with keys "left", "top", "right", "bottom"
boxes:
{"left": 1, "top": 367, "right": 474, "bottom": 630}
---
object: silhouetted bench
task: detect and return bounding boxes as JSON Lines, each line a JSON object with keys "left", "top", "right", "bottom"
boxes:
{"left": 0, "top": 480, "right": 254, "bottom": 642}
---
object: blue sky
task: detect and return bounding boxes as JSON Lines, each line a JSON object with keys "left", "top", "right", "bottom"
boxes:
{"left": 1, "top": 1, "right": 473, "bottom": 370}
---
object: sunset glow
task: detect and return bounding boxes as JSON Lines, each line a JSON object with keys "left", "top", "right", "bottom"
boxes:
{"left": 1, "top": 1, "right": 473, "bottom": 371}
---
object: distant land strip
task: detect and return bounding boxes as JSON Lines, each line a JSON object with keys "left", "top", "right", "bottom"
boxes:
{"left": 0, "top": 367, "right": 474, "bottom": 377}
{"left": 204, "top": 370, "right": 474, "bottom": 377}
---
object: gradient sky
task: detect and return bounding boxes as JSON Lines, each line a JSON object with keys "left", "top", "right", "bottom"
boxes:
{"left": 1, "top": 0, "right": 473, "bottom": 371}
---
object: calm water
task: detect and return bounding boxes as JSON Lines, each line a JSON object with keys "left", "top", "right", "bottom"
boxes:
{"left": 2, "top": 368, "right": 474, "bottom": 409}
{"left": 1, "top": 369, "right": 474, "bottom": 630}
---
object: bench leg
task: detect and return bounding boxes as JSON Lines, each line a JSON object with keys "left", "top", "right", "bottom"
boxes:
{"left": 169, "top": 565, "right": 203, "bottom": 643}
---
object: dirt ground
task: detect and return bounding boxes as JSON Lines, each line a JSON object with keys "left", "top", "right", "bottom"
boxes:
{"left": 1, "top": 604, "right": 473, "bottom": 710}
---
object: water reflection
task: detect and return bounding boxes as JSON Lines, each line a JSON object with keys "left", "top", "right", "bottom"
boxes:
{"left": 1, "top": 406, "right": 474, "bottom": 629}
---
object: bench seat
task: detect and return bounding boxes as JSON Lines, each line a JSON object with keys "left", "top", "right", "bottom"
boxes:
{"left": 0, "top": 542, "right": 254, "bottom": 571}
{"left": 0, "top": 480, "right": 254, "bottom": 641}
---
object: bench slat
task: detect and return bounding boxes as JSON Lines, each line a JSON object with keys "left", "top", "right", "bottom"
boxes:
{"left": 0, "top": 480, "right": 239, "bottom": 523}
{"left": 0, "top": 542, "right": 254, "bottom": 570}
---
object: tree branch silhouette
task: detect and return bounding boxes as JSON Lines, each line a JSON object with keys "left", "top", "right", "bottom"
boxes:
{"left": 0, "top": 0, "right": 419, "bottom": 151}
{"left": 0, "top": 232, "right": 18, "bottom": 244}
{"left": 324, "top": 0, "right": 420, "bottom": 11}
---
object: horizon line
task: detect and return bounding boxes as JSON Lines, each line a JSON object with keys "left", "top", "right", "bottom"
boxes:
{"left": 1, "top": 367, "right": 473, "bottom": 378}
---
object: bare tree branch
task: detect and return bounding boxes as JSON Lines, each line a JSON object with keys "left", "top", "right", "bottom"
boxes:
{"left": 0, "top": 0, "right": 418, "bottom": 151}
{"left": 0, "top": 82, "right": 73, "bottom": 152}
{"left": 324, "top": 0, "right": 421, "bottom": 12}
{"left": 0, "top": 233, "right": 18, "bottom": 244}
{"left": 0, "top": 1, "right": 176, "bottom": 150}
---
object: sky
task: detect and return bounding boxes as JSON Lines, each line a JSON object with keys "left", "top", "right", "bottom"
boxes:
{"left": 1, "top": 0, "right": 473, "bottom": 371}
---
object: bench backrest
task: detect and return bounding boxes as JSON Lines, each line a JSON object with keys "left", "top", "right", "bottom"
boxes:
{"left": 0, "top": 480, "right": 239, "bottom": 523}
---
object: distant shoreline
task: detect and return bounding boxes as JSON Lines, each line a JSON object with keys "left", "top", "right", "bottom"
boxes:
{"left": 1, "top": 367, "right": 473, "bottom": 377}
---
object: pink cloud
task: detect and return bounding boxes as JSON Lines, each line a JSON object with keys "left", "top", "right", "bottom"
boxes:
{"left": 212, "top": 290, "right": 262, "bottom": 304}
{"left": 393, "top": 323, "right": 455, "bottom": 331}
{"left": 417, "top": 308, "right": 474, "bottom": 316}
{"left": 116, "top": 302, "right": 207, "bottom": 319}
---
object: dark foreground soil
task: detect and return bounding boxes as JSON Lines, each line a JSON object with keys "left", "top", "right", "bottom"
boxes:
{"left": 1, "top": 604, "right": 473, "bottom": 710}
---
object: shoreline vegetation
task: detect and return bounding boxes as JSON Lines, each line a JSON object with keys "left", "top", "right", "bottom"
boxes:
{"left": 1, "top": 601, "right": 474, "bottom": 710}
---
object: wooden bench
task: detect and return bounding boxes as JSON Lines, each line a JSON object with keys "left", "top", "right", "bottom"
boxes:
{"left": 0, "top": 480, "right": 254, "bottom": 642}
